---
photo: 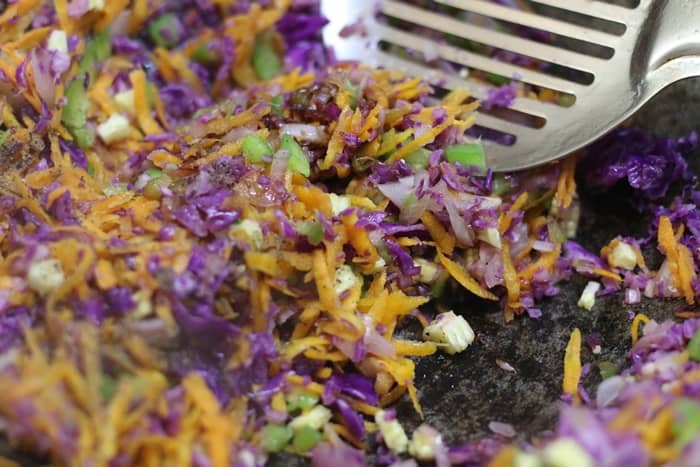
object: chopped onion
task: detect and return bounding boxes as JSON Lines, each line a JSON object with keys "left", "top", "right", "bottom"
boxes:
{"left": 444, "top": 196, "right": 474, "bottom": 247}
{"left": 595, "top": 375, "right": 625, "bottom": 408}
{"left": 361, "top": 315, "right": 396, "bottom": 358}
{"left": 488, "top": 421, "right": 516, "bottom": 438}
{"left": 280, "top": 124, "right": 328, "bottom": 144}
{"left": 270, "top": 149, "right": 291, "bottom": 181}
{"left": 624, "top": 288, "right": 641, "bottom": 304}
{"left": 222, "top": 125, "right": 256, "bottom": 143}
{"left": 533, "top": 240, "right": 556, "bottom": 252}
{"left": 377, "top": 175, "right": 416, "bottom": 209}
{"left": 496, "top": 358, "right": 516, "bottom": 372}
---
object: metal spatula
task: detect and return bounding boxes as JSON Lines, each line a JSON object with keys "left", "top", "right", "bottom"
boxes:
{"left": 321, "top": 0, "right": 700, "bottom": 172}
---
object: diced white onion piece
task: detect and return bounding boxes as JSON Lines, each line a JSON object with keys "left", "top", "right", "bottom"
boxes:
{"left": 577, "top": 281, "right": 601, "bottom": 311}
{"left": 229, "top": 219, "right": 263, "bottom": 249}
{"left": 542, "top": 438, "right": 594, "bottom": 467}
{"left": 423, "top": 311, "right": 475, "bottom": 355}
{"left": 478, "top": 227, "right": 502, "bottom": 249}
{"left": 47, "top": 30, "right": 68, "bottom": 54}
{"left": 27, "top": 259, "right": 65, "bottom": 296}
{"left": 375, "top": 410, "right": 409, "bottom": 454}
{"left": 114, "top": 89, "right": 135, "bottom": 113}
{"left": 609, "top": 241, "right": 637, "bottom": 270}
{"left": 329, "top": 193, "right": 351, "bottom": 216}
{"left": 334, "top": 264, "right": 359, "bottom": 295}
{"left": 414, "top": 258, "right": 439, "bottom": 283}
{"left": 289, "top": 405, "right": 332, "bottom": 431}
{"left": 97, "top": 114, "right": 132, "bottom": 144}
{"left": 532, "top": 240, "right": 555, "bottom": 252}
{"left": 279, "top": 124, "right": 328, "bottom": 144}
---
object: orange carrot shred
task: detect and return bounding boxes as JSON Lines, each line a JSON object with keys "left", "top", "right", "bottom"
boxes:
{"left": 631, "top": 313, "right": 651, "bottom": 345}
{"left": 437, "top": 250, "right": 498, "bottom": 300}
{"left": 421, "top": 211, "right": 455, "bottom": 255}
{"left": 562, "top": 327, "right": 582, "bottom": 402}
{"left": 658, "top": 215, "right": 681, "bottom": 289}
{"left": 128, "top": 69, "right": 162, "bottom": 135}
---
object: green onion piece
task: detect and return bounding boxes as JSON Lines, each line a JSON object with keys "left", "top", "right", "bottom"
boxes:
{"left": 103, "top": 183, "right": 128, "bottom": 197}
{"left": 148, "top": 13, "right": 182, "bottom": 49}
{"left": 558, "top": 93, "right": 576, "bottom": 108}
{"left": 491, "top": 175, "right": 511, "bottom": 196}
{"left": 146, "top": 82, "right": 157, "bottom": 107}
{"left": 143, "top": 174, "right": 172, "bottom": 200}
{"left": 431, "top": 271, "right": 449, "bottom": 298}
{"left": 91, "top": 30, "right": 112, "bottom": 61}
{"left": 445, "top": 143, "right": 486, "bottom": 172}
{"left": 402, "top": 192, "right": 417, "bottom": 209}
{"left": 191, "top": 45, "right": 219, "bottom": 65}
{"left": 262, "top": 424, "right": 293, "bottom": 452}
{"left": 352, "top": 156, "right": 375, "bottom": 173}
{"left": 548, "top": 222, "right": 567, "bottom": 244}
{"left": 672, "top": 398, "right": 700, "bottom": 449}
{"left": 688, "top": 328, "right": 700, "bottom": 361}
{"left": 100, "top": 375, "right": 117, "bottom": 402}
{"left": 287, "top": 391, "right": 319, "bottom": 413}
{"left": 0, "top": 129, "right": 9, "bottom": 147}
{"left": 62, "top": 76, "right": 94, "bottom": 148}
{"left": 292, "top": 426, "right": 322, "bottom": 453}
{"left": 62, "top": 76, "right": 89, "bottom": 129}
{"left": 252, "top": 30, "right": 282, "bottom": 81}
{"left": 598, "top": 361, "right": 617, "bottom": 379}
{"left": 296, "top": 221, "right": 323, "bottom": 246}
{"left": 446, "top": 35, "right": 487, "bottom": 54}
{"left": 78, "top": 30, "right": 112, "bottom": 83}
{"left": 343, "top": 79, "right": 360, "bottom": 110}
{"left": 72, "top": 126, "right": 95, "bottom": 149}
{"left": 280, "top": 134, "right": 311, "bottom": 177}
{"left": 376, "top": 240, "right": 392, "bottom": 264}
{"left": 484, "top": 72, "right": 510, "bottom": 86}
{"left": 241, "top": 134, "right": 273, "bottom": 163}
{"left": 270, "top": 95, "right": 284, "bottom": 117}
{"left": 404, "top": 148, "right": 431, "bottom": 170}
{"left": 145, "top": 168, "right": 163, "bottom": 178}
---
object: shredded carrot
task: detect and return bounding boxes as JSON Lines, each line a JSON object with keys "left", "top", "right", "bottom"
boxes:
{"left": 127, "top": 0, "right": 150, "bottom": 34}
{"left": 421, "top": 211, "right": 455, "bottom": 255}
{"left": 379, "top": 384, "right": 407, "bottom": 408}
{"left": 94, "top": 259, "right": 117, "bottom": 290}
{"left": 293, "top": 184, "right": 332, "bottom": 218}
{"left": 501, "top": 243, "right": 520, "bottom": 310}
{"left": 562, "top": 327, "right": 582, "bottom": 402}
{"left": 677, "top": 243, "right": 696, "bottom": 304}
{"left": 658, "top": 215, "right": 681, "bottom": 290}
{"left": 128, "top": 69, "right": 162, "bottom": 135}
{"left": 437, "top": 250, "right": 498, "bottom": 300}
{"left": 393, "top": 339, "right": 437, "bottom": 357}
{"left": 554, "top": 156, "right": 576, "bottom": 210}
{"left": 386, "top": 120, "right": 452, "bottom": 163}
{"left": 312, "top": 249, "right": 338, "bottom": 312}
{"left": 520, "top": 244, "right": 562, "bottom": 281}
{"left": 676, "top": 311, "right": 700, "bottom": 319}
{"left": 592, "top": 268, "right": 623, "bottom": 283}
{"left": 498, "top": 191, "right": 528, "bottom": 234}
{"left": 487, "top": 446, "right": 517, "bottom": 467}
{"left": 342, "top": 213, "right": 379, "bottom": 264}
{"left": 407, "top": 383, "right": 423, "bottom": 419}
{"left": 631, "top": 313, "right": 651, "bottom": 345}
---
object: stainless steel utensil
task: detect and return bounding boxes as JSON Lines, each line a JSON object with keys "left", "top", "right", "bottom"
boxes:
{"left": 321, "top": 0, "right": 700, "bottom": 172}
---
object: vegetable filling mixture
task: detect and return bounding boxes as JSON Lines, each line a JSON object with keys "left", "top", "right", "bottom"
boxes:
{"left": 0, "top": 1, "right": 698, "bottom": 466}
